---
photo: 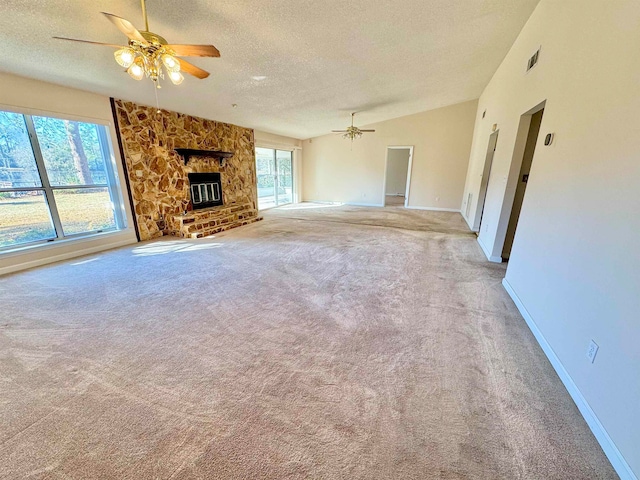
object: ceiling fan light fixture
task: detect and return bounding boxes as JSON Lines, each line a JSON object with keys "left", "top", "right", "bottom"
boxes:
{"left": 161, "top": 53, "right": 180, "bottom": 72}
{"left": 114, "top": 47, "right": 136, "bottom": 68}
{"left": 343, "top": 126, "right": 364, "bottom": 140}
{"left": 53, "top": 0, "right": 218, "bottom": 88}
{"left": 168, "top": 70, "right": 184, "bottom": 85}
{"left": 127, "top": 57, "right": 146, "bottom": 81}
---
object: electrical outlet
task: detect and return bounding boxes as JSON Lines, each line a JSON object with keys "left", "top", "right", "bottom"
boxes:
{"left": 586, "top": 340, "right": 599, "bottom": 363}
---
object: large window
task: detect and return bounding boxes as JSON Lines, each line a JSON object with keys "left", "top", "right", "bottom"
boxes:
{"left": 0, "top": 110, "right": 125, "bottom": 250}
{"left": 256, "top": 147, "right": 293, "bottom": 210}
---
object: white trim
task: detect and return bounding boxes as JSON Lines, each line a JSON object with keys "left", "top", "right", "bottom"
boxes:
{"left": 292, "top": 149, "right": 303, "bottom": 204}
{"left": 255, "top": 141, "right": 301, "bottom": 152}
{"left": 294, "top": 201, "right": 387, "bottom": 208}
{"left": 477, "top": 236, "right": 503, "bottom": 262}
{"left": 473, "top": 130, "right": 499, "bottom": 232}
{"left": 293, "top": 201, "right": 385, "bottom": 208}
{"left": 404, "top": 148, "right": 414, "bottom": 207}
{"left": 381, "top": 150, "right": 389, "bottom": 203}
{"left": 463, "top": 212, "right": 474, "bottom": 230}
{"left": 0, "top": 230, "right": 136, "bottom": 276}
{"left": 0, "top": 102, "right": 114, "bottom": 127}
{"left": 502, "top": 278, "right": 637, "bottom": 480}
{"left": 300, "top": 201, "right": 342, "bottom": 205}
{"left": 345, "top": 201, "right": 384, "bottom": 207}
{"left": 405, "top": 205, "right": 461, "bottom": 213}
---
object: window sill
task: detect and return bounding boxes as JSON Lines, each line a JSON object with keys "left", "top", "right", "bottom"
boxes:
{"left": 1, "top": 229, "right": 122, "bottom": 256}
{"left": 0, "top": 228, "right": 137, "bottom": 276}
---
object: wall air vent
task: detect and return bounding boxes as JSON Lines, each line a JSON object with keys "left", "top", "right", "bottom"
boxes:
{"left": 526, "top": 47, "right": 540, "bottom": 72}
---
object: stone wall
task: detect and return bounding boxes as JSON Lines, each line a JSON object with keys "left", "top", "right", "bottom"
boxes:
{"left": 113, "top": 99, "right": 258, "bottom": 240}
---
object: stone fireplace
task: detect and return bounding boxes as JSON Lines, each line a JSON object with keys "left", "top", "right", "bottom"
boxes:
{"left": 112, "top": 99, "right": 262, "bottom": 240}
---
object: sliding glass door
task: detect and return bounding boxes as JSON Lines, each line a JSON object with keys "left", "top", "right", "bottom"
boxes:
{"left": 256, "top": 147, "right": 293, "bottom": 210}
{"left": 276, "top": 150, "right": 293, "bottom": 205}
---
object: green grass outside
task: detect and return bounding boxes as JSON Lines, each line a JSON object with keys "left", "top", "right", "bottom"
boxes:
{"left": 0, "top": 189, "right": 116, "bottom": 248}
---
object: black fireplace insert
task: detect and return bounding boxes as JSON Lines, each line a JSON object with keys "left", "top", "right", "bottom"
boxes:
{"left": 188, "top": 172, "right": 223, "bottom": 210}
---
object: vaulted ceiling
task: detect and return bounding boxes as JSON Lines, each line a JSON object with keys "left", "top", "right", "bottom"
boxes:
{"left": 0, "top": 0, "right": 539, "bottom": 139}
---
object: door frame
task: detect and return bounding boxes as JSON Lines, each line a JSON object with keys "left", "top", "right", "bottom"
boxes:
{"left": 482, "top": 99, "right": 546, "bottom": 262}
{"left": 473, "top": 130, "right": 499, "bottom": 232}
{"left": 382, "top": 145, "right": 414, "bottom": 207}
{"left": 496, "top": 101, "right": 545, "bottom": 260}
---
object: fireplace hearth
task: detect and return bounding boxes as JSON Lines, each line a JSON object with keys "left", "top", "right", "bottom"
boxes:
{"left": 188, "top": 172, "right": 223, "bottom": 210}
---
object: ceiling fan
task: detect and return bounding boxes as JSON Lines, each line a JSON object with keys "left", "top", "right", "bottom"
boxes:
{"left": 53, "top": 0, "right": 220, "bottom": 87}
{"left": 332, "top": 112, "right": 375, "bottom": 141}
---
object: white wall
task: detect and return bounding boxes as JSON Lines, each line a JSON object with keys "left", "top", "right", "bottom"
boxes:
{"left": 303, "top": 100, "right": 477, "bottom": 210}
{"left": 385, "top": 149, "right": 410, "bottom": 196}
{"left": 462, "top": 1, "right": 640, "bottom": 478}
{"left": 254, "top": 130, "right": 303, "bottom": 203}
{"left": 0, "top": 72, "right": 137, "bottom": 276}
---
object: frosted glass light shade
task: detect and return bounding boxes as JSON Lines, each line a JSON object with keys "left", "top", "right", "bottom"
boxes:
{"left": 168, "top": 71, "right": 184, "bottom": 85}
{"left": 127, "top": 58, "right": 145, "bottom": 81}
{"left": 114, "top": 48, "right": 135, "bottom": 68}
{"left": 161, "top": 54, "right": 180, "bottom": 72}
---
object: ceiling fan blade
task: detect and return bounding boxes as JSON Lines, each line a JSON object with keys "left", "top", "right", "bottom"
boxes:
{"left": 332, "top": 130, "right": 349, "bottom": 132}
{"left": 53, "top": 37, "right": 122, "bottom": 48}
{"left": 101, "top": 12, "right": 148, "bottom": 44}
{"left": 360, "top": 130, "right": 376, "bottom": 132}
{"left": 166, "top": 44, "right": 220, "bottom": 57}
{"left": 178, "top": 59, "right": 210, "bottom": 79}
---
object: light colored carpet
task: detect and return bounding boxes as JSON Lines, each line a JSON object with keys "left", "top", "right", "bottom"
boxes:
{"left": 0, "top": 204, "right": 617, "bottom": 479}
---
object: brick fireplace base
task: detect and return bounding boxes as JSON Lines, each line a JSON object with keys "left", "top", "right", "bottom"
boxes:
{"left": 167, "top": 202, "right": 262, "bottom": 238}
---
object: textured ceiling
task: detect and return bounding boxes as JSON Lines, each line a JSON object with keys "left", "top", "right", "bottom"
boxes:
{"left": 0, "top": 0, "right": 539, "bottom": 139}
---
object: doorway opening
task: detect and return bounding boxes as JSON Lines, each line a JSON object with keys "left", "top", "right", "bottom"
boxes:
{"left": 474, "top": 130, "right": 499, "bottom": 232}
{"left": 502, "top": 107, "right": 544, "bottom": 260}
{"left": 256, "top": 147, "right": 293, "bottom": 210}
{"left": 383, "top": 146, "right": 413, "bottom": 207}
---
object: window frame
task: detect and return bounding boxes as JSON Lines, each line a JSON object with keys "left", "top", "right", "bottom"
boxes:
{"left": 0, "top": 108, "right": 128, "bottom": 252}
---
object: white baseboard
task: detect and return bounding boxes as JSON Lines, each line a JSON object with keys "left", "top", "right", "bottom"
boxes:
{"left": 477, "top": 236, "right": 503, "bottom": 263}
{"left": 344, "top": 202, "right": 384, "bottom": 207}
{"left": 462, "top": 212, "right": 475, "bottom": 231}
{"left": 298, "top": 200, "right": 384, "bottom": 208}
{"left": 305, "top": 201, "right": 460, "bottom": 211}
{"left": 502, "top": 278, "right": 637, "bottom": 480}
{"left": 404, "top": 205, "right": 461, "bottom": 213}
{"left": 300, "top": 200, "right": 341, "bottom": 205}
